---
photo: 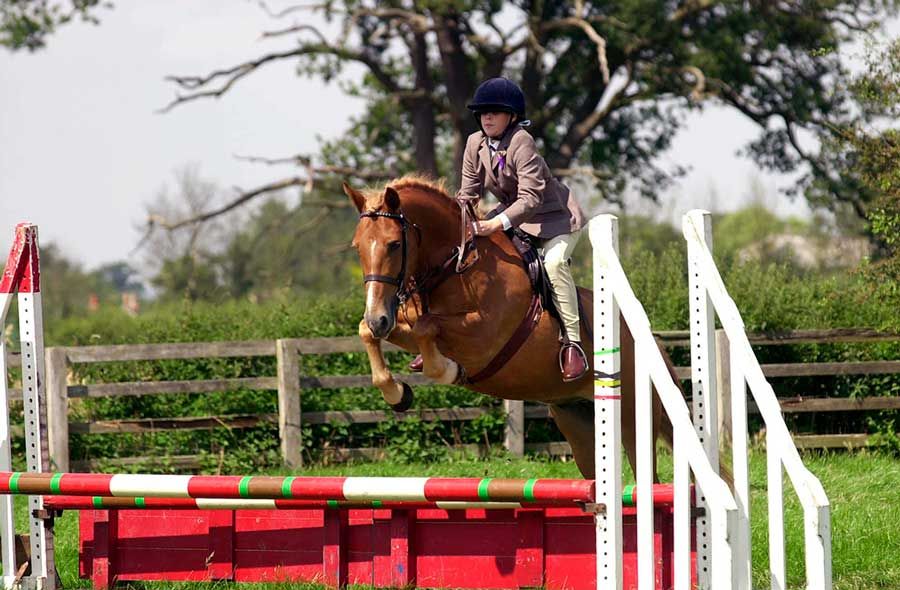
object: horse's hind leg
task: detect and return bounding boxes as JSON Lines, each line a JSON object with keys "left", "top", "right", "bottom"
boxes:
{"left": 549, "top": 399, "right": 595, "bottom": 479}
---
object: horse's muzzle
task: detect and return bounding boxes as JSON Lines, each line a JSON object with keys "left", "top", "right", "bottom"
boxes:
{"left": 366, "top": 312, "right": 395, "bottom": 339}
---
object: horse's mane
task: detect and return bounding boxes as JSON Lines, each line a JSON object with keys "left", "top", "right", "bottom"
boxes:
{"left": 363, "top": 174, "right": 453, "bottom": 203}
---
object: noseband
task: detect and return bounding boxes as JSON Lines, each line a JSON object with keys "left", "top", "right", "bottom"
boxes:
{"left": 358, "top": 210, "right": 420, "bottom": 302}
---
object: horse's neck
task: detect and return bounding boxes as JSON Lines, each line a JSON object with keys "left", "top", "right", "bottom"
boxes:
{"left": 406, "top": 198, "right": 521, "bottom": 286}
{"left": 406, "top": 200, "right": 463, "bottom": 268}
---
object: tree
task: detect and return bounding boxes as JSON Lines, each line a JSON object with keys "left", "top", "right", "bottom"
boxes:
{"left": 142, "top": 164, "right": 360, "bottom": 301}
{"left": 142, "top": 165, "right": 232, "bottom": 301}
{"left": 161, "top": 0, "right": 896, "bottom": 221}
{"left": 819, "top": 39, "right": 900, "bottom": 307}
{"left": 1, "top": 0, "right": 107, "bottom": 51}
{"left": 218, "top": 194, "right": 360, "bottom": 300}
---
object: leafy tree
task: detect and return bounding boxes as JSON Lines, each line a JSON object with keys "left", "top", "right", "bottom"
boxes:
{"left": 1, "top": 0, "right": 107, "bottom": 51}
{"left": 143, "top": 165, "right": 361, "bottom": 302}
{"left": 150, "top": 254, "right": 221, "bottom": 303}
{"left": 95, "top": 261, "right": 144, "bottom": 296}
{"left": 819, "top": 39, "right": 900, "bottom": 311}
{"left": 142, "top": 165, "right": 233, "bottom": 302}
{"left": 218, "top": 193, "right": 359, "bottom": 300}
{"left": 163, "top": 0, "right": 897, "bottom": 216}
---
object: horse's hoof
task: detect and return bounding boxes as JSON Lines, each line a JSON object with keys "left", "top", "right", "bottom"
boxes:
{"left": 390, "top": 382, "right": 414, "bottom": 413}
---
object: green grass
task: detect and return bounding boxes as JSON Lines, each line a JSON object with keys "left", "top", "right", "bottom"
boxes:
{"left": 17, "top": 450, "right": 900, "bottom": 589}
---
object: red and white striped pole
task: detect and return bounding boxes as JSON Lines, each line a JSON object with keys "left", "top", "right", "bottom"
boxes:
{"left": 0, "top": 473, "right": 595, "bottom": 505}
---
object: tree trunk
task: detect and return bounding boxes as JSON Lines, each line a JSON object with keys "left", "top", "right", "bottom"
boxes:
{"left": 434, "top": 12, "right": 477, "bottom": 188}
{"left": 410, "top": 31, "right": 437, "bottom": 177}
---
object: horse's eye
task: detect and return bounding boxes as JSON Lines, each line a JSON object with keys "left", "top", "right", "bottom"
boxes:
{"left": 387, "top": 240, "right": 402, "bottom": 252}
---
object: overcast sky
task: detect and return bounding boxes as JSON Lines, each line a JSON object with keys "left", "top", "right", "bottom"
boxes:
{"left": 1, "top": 2, "right": 892, "bottom": 271}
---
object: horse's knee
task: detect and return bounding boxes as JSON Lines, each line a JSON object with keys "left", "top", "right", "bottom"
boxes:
{"left": 359, "top": 319, "right": 377, "bottom": 343}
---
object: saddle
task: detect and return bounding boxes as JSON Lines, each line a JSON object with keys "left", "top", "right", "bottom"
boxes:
{"left": 506, "top": 228, "right": 560, "bottom": 327}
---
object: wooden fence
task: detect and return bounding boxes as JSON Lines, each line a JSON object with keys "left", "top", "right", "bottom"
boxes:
{"left": 3, "top": 328, "right": 899, "bottom": 472}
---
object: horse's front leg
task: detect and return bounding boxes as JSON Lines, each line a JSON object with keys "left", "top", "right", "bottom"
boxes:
{"left": 359, "top": 319, "right": 414, "bottom": 412}
{"left": 412, "top": 315, "right": 460, "bottom": 384}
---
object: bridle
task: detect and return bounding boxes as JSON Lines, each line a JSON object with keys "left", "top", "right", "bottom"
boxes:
{"left": 358, "top": 202, "right": 478, "bottom": 313}
{"left": 358, "top": 210, "right": 420, "bottom": 304}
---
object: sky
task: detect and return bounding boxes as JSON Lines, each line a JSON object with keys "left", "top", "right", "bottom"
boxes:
{"left": 0, "top": 2, "right": 893, "bottom": 271}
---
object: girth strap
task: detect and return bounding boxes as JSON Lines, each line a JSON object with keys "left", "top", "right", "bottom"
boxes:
{"left": 466, "top": 293, "right": 544, "bottom": 384}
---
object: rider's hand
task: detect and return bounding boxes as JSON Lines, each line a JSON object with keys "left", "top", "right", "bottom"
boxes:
{"left": 473, "top": 218, "right": 503, "bottom": 236}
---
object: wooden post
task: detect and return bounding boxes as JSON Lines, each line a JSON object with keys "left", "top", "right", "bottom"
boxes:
{"left": 276, "top": 339, "right": 302, "bottom": 469}
{"left": 503, "top": 400, "right": 525, "bottom": 457}
{"left": 45, "top": 347, "right": 70, "bottom": 472}
{"left": 715, "top": 329, "right": 732, "bottom": 453}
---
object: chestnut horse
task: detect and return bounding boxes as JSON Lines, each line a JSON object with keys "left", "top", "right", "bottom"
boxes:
{"left": 345, "top": 176, "right": 677, "bottom": 480}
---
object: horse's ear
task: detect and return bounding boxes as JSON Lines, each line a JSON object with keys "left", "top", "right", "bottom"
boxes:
{"left": 384, "top": 187, "right": 401, "bottom": 212}
{"left": 343, "top": 182, "right": 366, "bottom": 213}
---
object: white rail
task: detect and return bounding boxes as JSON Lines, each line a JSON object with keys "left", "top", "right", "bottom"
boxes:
{"left": 683, "top": 210, "right": 832, "bottom": 590}
{"left": 591, "top": 215, "right": 738, "bottom": 590}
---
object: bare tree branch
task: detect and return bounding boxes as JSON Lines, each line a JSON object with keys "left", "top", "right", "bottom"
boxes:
{"left": 260, "top": 24, "right": 329, "bottom": 41}
{"left": 162, "top": 17, "right": 409, "bottom": 113}
{"left": 147, "top": 177, "right": 307, "bottom": 231}
{"left": 254, "top": 1, "right": 327, "bottom": 19}
{"left": 541, "top": 1, "right": 611, "bottom": 84}
{"left": 233, "top": 154, "right": 399, "bottom": 179}
{"left": 159, "top": 48, "right": 304, "bottom": 113}
{"left": 350, "top": 8, "right": 430, "bottom": 33}
{"left": 681, "top": 66, "right": 707, "bottom": 101}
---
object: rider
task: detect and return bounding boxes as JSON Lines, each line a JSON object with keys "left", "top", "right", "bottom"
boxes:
{"left": 412, "top": 77, "right": 589, "bottom": 382}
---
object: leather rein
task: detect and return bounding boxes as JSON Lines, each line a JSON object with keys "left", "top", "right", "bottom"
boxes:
{"left": 359, "top": 199, "right": 542, "bottom": 384}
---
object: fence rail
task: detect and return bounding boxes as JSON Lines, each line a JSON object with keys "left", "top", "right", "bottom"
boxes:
{"left": 3, "top": 328, "right": 898, "bottom": 471}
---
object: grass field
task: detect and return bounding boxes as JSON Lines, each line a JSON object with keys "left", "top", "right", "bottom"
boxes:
{"left": 15, "top": 449, "right": 900, "bottom": 590}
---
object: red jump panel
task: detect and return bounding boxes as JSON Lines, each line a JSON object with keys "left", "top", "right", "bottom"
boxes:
{"left": 77, "top": 503, "right": 695, "bottom": 590}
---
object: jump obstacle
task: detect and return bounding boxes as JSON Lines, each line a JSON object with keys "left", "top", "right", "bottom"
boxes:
{"left": 0, "top": 216, "right": 832, "bottom": 590}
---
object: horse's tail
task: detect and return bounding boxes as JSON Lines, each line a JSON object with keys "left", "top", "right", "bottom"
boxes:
{"left": 659, "top": 346, "right": 734, "bottom": 490}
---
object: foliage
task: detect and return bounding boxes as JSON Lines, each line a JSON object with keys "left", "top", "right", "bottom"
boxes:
{"left": 0, "top": 0, "right": 107, "bottom": 51}
{"left": 164, "top": 1, "right": 898, "bottom": 219}
{"left": 143, "top": 166, "right": 362, "bottom": 302}
{"left": 817, "top": 39, "right": 900, "bottom": 318}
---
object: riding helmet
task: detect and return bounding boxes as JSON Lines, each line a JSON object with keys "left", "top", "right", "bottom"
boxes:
{"left": 467, "top": 78, "right": 526, "bottom": 119}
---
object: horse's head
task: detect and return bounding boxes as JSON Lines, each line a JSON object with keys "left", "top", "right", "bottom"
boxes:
{"left": 345, "top": 182, "right": 420, "bottom": 339}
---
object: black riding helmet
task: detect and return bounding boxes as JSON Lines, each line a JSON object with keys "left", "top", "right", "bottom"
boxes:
{"left": 467, "top": 77, "right": 526, "bottom": 120}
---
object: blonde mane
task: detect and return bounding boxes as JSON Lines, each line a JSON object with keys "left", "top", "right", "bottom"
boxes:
{"left": 363, "top": 174, "right": 452, "bottom": 203}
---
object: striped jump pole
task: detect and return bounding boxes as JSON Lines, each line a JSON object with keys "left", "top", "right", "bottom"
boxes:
{"left": 44, "top": 497, "right": 529, "bottom": 511}
{"left": 0, "top": 473, "right": 595, "bottom": 505}
{"left": 44, "top": 484, "right": 680, "bottom": 512}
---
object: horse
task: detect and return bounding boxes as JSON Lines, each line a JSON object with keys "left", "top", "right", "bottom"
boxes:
{"left": 344, "top": 176, "right": 679, "bottom": 480}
